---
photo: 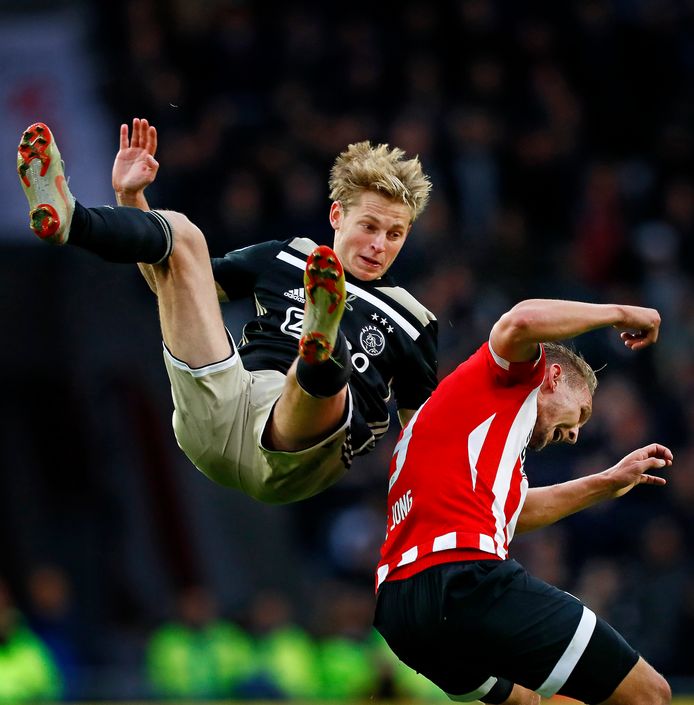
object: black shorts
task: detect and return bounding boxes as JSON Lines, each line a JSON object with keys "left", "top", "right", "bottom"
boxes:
{"left": 374, "top": 559, "right": 639, "bottom": 704}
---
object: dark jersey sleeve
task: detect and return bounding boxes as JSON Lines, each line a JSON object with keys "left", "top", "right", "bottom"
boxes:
{"left": 211, "top": 240, "right": 285, "bottom": 301}
{"left": 392, "top": 317, "right": 438, "bottom": 411}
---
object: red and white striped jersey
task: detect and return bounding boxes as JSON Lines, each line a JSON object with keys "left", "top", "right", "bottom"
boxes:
{"left": 376, "top": 341, "right": 546, "bottom": 590}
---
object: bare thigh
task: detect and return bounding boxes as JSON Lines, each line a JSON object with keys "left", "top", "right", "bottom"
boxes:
{"left": 150, "top": 210, "right": 230, "bottom": 367}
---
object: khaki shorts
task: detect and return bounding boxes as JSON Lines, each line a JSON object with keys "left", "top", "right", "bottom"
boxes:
{"left": 163, "top": 344, "right": 353, "bottom": 504}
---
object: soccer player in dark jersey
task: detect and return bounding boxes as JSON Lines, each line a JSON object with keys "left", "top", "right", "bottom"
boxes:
{"left": 17, "top": 118, "right": 437, "bottom": 504}
{"left": 374, "top": 298, "right": 672, "bottom": 705}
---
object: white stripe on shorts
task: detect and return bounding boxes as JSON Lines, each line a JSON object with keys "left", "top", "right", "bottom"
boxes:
{"left": 537, "top": 605, "right": 597, "bottom": 697}
{"left": 163, "top": 343, "right": 239, "bottom": 377}
{"left": 447, "top": 676, "right": 498, "bottom": 701}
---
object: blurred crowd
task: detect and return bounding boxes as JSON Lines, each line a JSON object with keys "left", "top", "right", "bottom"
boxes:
{"left": 0, "top": 572, "right": 444, "bottom": 701}
{"left": 3, "top": 0, "right": 694, "bottom": 700}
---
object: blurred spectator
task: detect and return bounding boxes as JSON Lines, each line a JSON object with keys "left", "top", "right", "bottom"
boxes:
{"left": 325, "top": 497, "right": 386, "bottom": 584}
{"left": 25, "top": 564, "right": 84, "bottom": 700}
{"left": 240, "top": 589, "right": 320, "bottom": 699}
{"left": 627, "top": 516, "right": 692, "bottom": 673}
{"left": 588, "top": 373, "right": 654, "bottom": 457}
{"left": 0, "top": 578, "right": 62, "bottom": 703}
{"left": 145, "top": 584, "right": 254, "bottom": 699}
{"left": 668, "top": 444, "right": 694, "bottom": 548}
{"left": 573, "top": 557, "right": 639, "bottom": 641}
{"left": 512, "top": 526, "right": 571, "bottom": 588}
{"left": 273, "top": 162, "right": 327, "bottom": 243}
{"left": 448, "top": 105, "right": 502, "bottom": 246}
{"left": 313, "top": 582, "right": 380, "bottom": 699}
{"left": 216, "top": 170, "right": 268, "bottom": 251}
{"left": 571, "top": 162, "right": 628, "bottom": 288}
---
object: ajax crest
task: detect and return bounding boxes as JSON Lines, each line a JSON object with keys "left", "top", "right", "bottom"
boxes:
{"left": 360, "top": 325, "right": 386, "bottom": 356}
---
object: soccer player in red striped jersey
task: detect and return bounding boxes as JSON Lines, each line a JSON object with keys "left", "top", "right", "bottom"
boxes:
{"left": 374, "top": 299, "right": 672, "bottom": 705}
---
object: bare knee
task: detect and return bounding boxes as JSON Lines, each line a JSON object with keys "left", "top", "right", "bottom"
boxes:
{"left": 638, "top": 673, "right": 670, "bottom": 705}
{"left": 610, "top": 675, "right": 670, "bottom": 705}
{"left": 655, "top": 675, "right": 672, "bottom": 705}
{"left": 602, "top": 658, "right": 671, "bottom": 705}
{"left": 155, "top": 210, "right": 209, "bottom": 264}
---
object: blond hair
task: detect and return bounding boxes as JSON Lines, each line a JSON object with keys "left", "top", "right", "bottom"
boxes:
{"left": 329, "top": 141, "right": 432, "bottom": 222}
{"left": 544, "top": 342, "right": 598, "bottom": 395}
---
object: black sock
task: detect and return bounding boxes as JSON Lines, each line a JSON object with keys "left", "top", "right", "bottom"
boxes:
{"left": 68, "top": 202, "right": 173, "bottom": 264}
{"left": 296, "top": 331, "right": 352, "bottom": 398}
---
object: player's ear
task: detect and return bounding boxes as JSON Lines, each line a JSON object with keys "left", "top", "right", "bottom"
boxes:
{"left": 329, "top": 201, "right": 343, "bottom": 230}
{"left": 542, "top": 363, "right": 562, "bottom": 392}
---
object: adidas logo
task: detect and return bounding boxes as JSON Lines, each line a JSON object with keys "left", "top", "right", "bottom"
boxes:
{"left": 283, "top": 287, "right": 306, "bottom": 303}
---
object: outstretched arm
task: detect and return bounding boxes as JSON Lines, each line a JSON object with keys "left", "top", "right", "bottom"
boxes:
{"left": 112, "top": 118, "right": 229, "bottom": 302}
{"left": 112, "top": 117, "right": 159, "bottom": 210}
{"left": 490, "top": 299, "right": 661, "bottom": 363}
{"left": 111, "top": 118, "right": 161, "bottom": 293}
{"left": 516, "top": 443, "right": 673, "bottom": 534}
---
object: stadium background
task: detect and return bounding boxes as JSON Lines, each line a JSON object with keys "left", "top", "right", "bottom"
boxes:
{"left": 1, "top": 0, "right": 694, "bottom": 702}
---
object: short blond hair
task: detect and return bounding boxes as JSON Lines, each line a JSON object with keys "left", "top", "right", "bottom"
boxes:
{"left": 544, "top": 342, "right": 598, "bottom": 395}
{"left": 329, "top": 141, "right": 432, "bottom": 222}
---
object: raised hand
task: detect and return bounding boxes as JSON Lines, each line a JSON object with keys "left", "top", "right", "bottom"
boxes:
{"left": 112, "top": 118, "right": 159, "bottom": 203}
{"left": 606, "top": 443, "right": 672, "bottom": 498}
{"left": 615, "top": 305, "right": 661, "bottom": 350}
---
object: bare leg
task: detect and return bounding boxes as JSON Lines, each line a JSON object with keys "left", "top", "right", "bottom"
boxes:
{"left": 599, "top": 656, "right": 670, "bottom": 705}
{"left": 266, "top": 359, "right": 348, "bottom": 451}
{"left": 497, "top": 684, "right": 540, "bottom": 705}
{"left": 149, "top": 229, "right": 350, "bottom": 453}
{"left": 147, "top": 210, "right": 230, "bottom": 367}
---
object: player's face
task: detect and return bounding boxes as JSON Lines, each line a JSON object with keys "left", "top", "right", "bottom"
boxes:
{"left": 330, "top": 192, "right": 412, "bottom": 281}
{"left": 529, "top": 378, "right": 592, "bottom": 451}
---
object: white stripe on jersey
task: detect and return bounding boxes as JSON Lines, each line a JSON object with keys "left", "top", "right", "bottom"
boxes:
{"left": 432, "top": 532, "right": 456, "bottom": 552}
{"left": 506, "top": 476, "right": 528, "bottom": 544}
{"left": 537, "top": 606, "right": 597, "bottom": 697}
{"left": 491, "top": 387, "right": 539, "bottom": 558}
{"left": 468, "top": 414, "right": 496, "bottom": 492}
{"left": 479, "top": 534, "right": 496, "bottom": 554}
{"left": 375, "top": 530, "right": 500, "bottom": 589}
{"left": 276, "top": 250, "right": 421, "bottom": 340}
{"left": 397, "top": 546, "right": 418, "bottom": 566}
{"left": 388, "top": 401, "right": 427, "bottom": 493}
{"left": 373, "top": 285, "right": 436, "bottom": 328}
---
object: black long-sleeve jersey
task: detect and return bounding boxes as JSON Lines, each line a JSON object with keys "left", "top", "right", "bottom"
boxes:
{"left": 211, "top": 237, "right": 438, "bottom": 455}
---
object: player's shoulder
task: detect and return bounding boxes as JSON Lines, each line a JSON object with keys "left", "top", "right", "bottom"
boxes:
{"left": 223, "top": 237, "right": 317, "bottom": 269}
{"left": 227, "top": 237, "right": 315, "bottom": 257}
{"left": 285, "top": 236, "right": 318, "bottom": 257}
{"left": 373, "top": 284, "right": 436, "bottom": 328}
